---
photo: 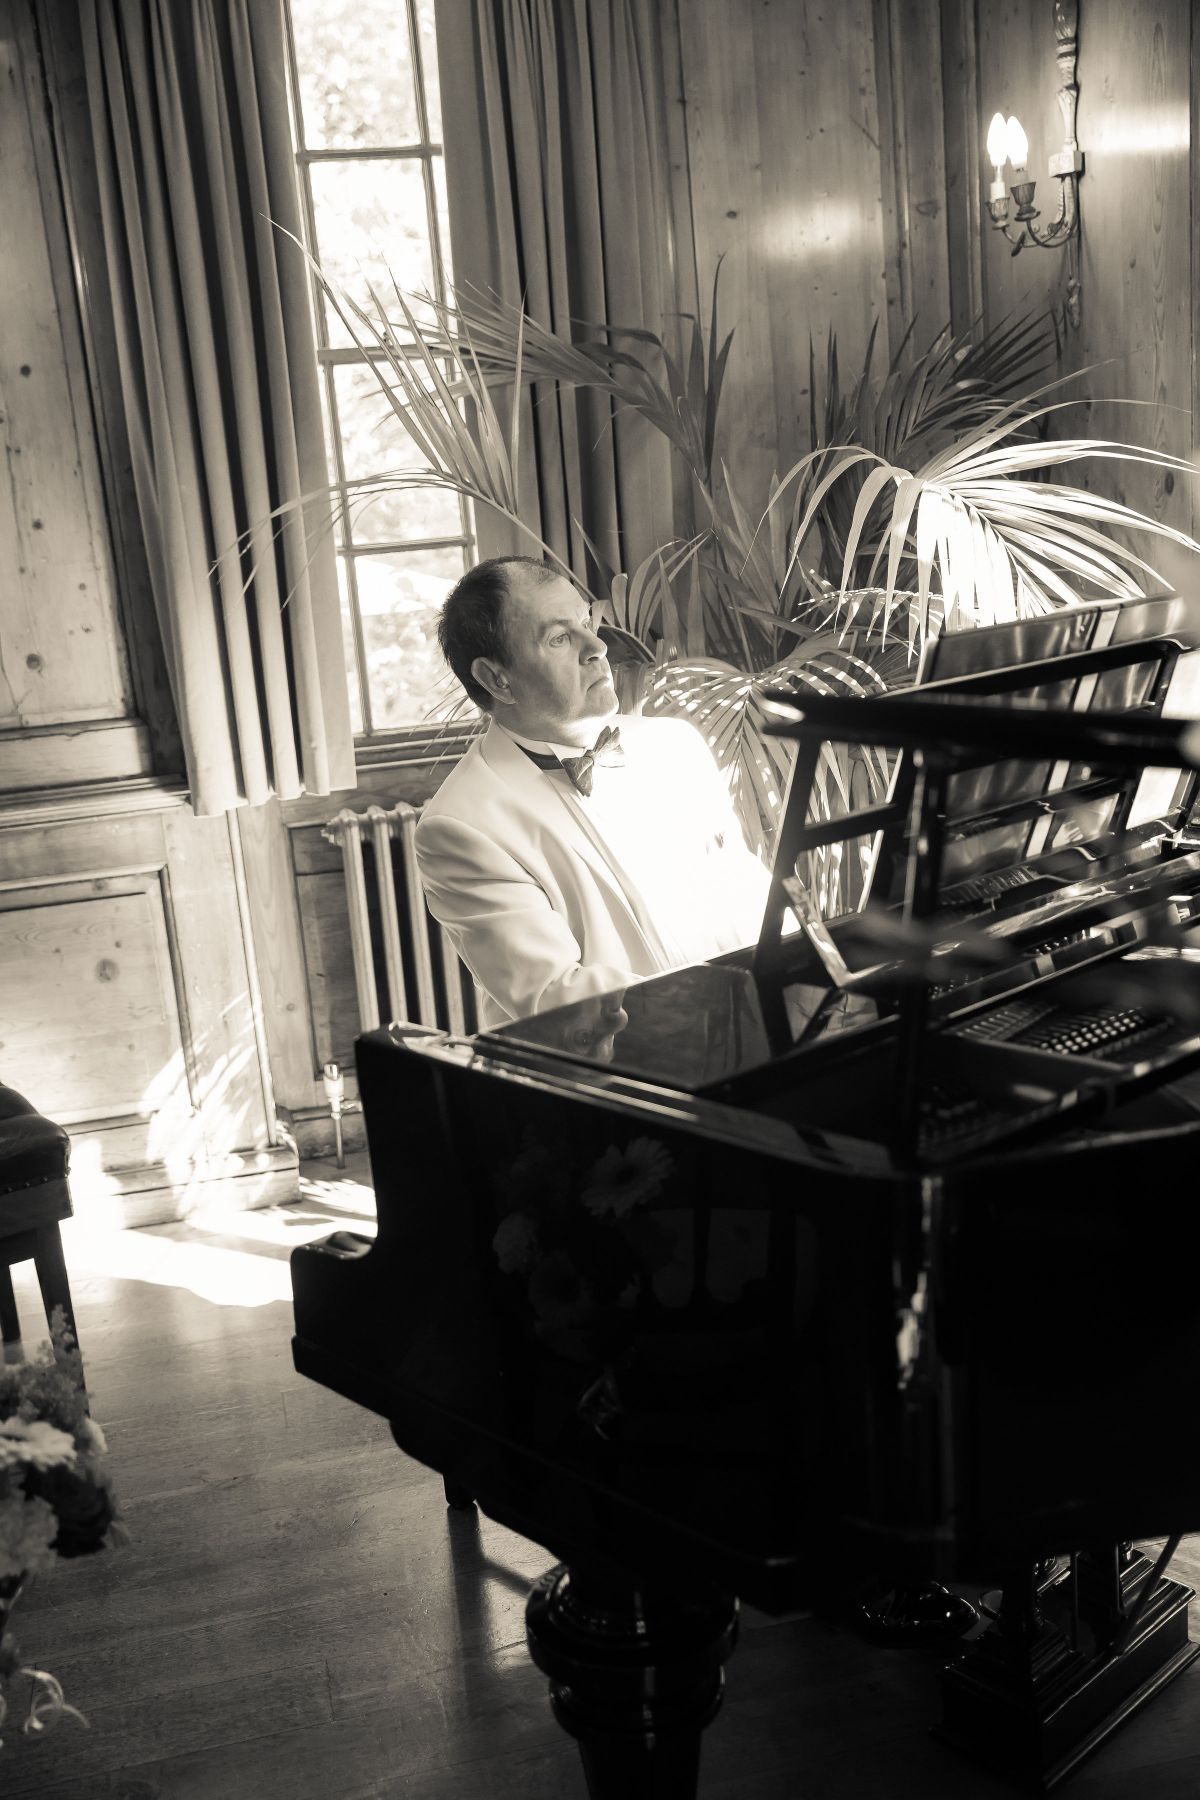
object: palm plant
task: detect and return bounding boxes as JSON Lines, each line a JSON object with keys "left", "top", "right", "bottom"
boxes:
{"left": 300, "top": 247, "right": 1200, "bottom": 905}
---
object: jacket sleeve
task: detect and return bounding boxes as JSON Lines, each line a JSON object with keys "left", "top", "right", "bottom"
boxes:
{"left": 415, "top": 812, "right": 634, "bottom": 1023}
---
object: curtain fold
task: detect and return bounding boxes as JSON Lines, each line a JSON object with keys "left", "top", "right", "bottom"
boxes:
{"left": 435, "top": 0, "right": 681, "bottom": 589}
{"left": 80, "top": 0, "right": 355, "bottom": 814}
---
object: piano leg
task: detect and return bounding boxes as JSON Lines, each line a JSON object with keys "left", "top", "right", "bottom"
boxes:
{"left": 525, "top": 1560, "right": 738, "bottom": 1800}
{"left": 442, "top": 1477, "right": 476, "bottom": 1510}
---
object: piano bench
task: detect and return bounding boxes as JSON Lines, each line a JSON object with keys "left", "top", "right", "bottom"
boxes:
{"left": 0, "top": 1084, "right": 78, "bottom": 1359}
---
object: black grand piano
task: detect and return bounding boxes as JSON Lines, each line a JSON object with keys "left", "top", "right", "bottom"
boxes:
{"left": 292, "top": 591, "right": 1200, "bottom": 1797}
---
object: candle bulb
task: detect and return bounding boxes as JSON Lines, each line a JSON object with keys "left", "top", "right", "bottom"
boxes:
{"left": 1006, "top": 114, "right": 1029, "bottom": 176}
{"left": 986, "top": 111, "right": 1008, "bottom": 204}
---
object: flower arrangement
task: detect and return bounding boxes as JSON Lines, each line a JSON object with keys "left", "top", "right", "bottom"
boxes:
{"left": 492, "top": 1130, "right": 680, "bottom": 1363}
{"left": 0, "top": 1310, "right": 119, "bottom": 1747}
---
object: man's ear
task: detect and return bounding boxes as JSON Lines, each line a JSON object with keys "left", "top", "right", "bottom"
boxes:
{"left": 470, "top": 656, "right": 513, "bottom": 707}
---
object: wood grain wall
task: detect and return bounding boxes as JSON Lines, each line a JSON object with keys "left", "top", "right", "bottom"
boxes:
{"left": 670, "top": 0, "right": 1199, "bottom": 588}
{"left": 674, "top": 0, "right": 893, "bottom": 506}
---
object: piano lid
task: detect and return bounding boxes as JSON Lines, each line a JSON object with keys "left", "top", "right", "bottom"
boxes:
{"left": 479, "top": 954, "right": 887, "bottom": 1093}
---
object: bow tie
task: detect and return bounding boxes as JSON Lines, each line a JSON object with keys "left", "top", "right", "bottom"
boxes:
{"left": 519, "top": 725, "right": 625, "bottom": 796}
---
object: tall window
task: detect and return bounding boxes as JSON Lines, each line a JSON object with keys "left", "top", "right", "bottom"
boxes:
{"left": 286, "top": 0, "right": 472, "bottom": 737}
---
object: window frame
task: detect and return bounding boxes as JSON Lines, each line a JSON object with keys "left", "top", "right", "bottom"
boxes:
{"left": 283, "top": 0, "right": 474, "bottom": 751}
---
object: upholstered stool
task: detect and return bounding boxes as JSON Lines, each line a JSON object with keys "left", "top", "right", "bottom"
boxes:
{"left": 0, "top": 1084, "right": 78, "bottom": 1355}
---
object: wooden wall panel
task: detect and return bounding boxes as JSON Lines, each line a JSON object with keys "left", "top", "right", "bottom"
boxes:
{"left": 160, "top": 807, "right": 278, "bottom": 1163}
{"left": 939, "top": 0, "right": 984, "bottom": 336}
{"left": 0, "top": 798, "right": 293, "bottom": 1221}
{"left": 296, "top": 855, "right": 360, "bottom": 1076}
{"left": 0, "top": 2, "right": 133, "bottom": 730}
{"left": 677, "top": 0, "right": 892, "bottom": 504}
{"left": 874, "top": 0, "right": 953, "bottom": 350}
{"left": 974, "top": 0, "right": 1194, "bottom": 583}
{"left": 0, "top": 880, "right": 185, "bottom": 1127}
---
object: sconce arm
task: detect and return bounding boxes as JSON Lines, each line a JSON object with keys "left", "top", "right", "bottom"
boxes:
{"left": 1023, "top": 159, "right": 1082, "bottom": 249}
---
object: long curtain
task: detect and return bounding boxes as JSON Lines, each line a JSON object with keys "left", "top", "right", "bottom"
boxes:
{"left": 435, "top": 0, "right": 683, "bottom": 588}
{"left": 80, "top": 0, "right": 355, "bottom": 815}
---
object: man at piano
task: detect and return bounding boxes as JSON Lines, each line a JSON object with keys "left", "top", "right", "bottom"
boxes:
{"left": 415, "top": 555, "right": 770, "bottom": 1029}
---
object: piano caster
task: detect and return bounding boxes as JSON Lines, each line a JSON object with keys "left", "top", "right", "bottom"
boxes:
{"left": 937, "top": 1550, "right": 1199, "bottom": 1788}
{"left": 442, "top": 1477, "right": 476, "bottom": 1511}
{"left": 857, "top": 1581, "right": 978, "bottom": 1648}
{"left": 525, "top": 1561, "right": 738, "bottom": 1800}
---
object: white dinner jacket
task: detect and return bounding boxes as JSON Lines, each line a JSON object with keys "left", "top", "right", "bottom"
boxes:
{"left": 414, "top": 714, "right": 769, "bottom": 1029}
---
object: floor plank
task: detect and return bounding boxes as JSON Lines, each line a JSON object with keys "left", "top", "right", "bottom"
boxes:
{"left": 3, "top": 1154, "right": 1199, "bottom": 1798}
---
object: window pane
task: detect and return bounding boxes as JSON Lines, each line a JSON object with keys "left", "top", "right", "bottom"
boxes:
{"left": 290, "top": 0, "right": 419, "bottom": 149}
{"left": 336, "top": 556, "right": 365, "bottom": 733}
{"left": 333, "top": 362, "right": 414, "bottom": 482}
{"left": 358, "top": 546, "right": 465, "bottom": 728}
{"left": 332, "top": 363, "right": 463, "bottom": 543}
{"left": 414, "top": 0, "right": 442, "bottom": 141}
{"left": 310, "top": 159, "right": 435, "bottom": 348}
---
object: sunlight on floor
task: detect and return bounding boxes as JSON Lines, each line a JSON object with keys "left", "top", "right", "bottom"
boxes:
{"left": 59, "top": 1220, "right": 295, "bottom": 1306}
{"left": 48, "top": 1162, "right": 378, "bottom": 1309}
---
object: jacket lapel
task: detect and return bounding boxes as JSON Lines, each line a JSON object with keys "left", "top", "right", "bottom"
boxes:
{"left": 479, "top": 723, "right": 671, "bottom": 965}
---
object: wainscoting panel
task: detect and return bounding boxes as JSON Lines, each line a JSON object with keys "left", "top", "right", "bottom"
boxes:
{"left": 292, "top": 823, "right": 359, "bottom": 1078}
{"left": 0, "top": 876, "right": 186, "bottom": 1128}
{"left": 0, "top": 792, "right": 295, "bottom": 1224}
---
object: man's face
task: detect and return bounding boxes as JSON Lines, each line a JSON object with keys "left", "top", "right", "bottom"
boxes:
{"left": 483, "top": 572, "right": 617, "bottom": 744}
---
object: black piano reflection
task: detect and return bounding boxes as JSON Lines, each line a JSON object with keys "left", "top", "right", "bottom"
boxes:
{"left": 292, "top": 592, "right": 1200, "bottom": 1798}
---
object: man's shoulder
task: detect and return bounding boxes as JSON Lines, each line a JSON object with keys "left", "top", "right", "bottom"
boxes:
{"left": 417, "top": 734, "right": 497, "bottom": 833}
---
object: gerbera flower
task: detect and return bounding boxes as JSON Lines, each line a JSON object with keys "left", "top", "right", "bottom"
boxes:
{"left": 580, "top": 1137, "right": 674, "bottom": 1218}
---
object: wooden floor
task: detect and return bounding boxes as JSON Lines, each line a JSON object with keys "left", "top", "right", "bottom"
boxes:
{"left": 3, "top": 1155, "right": 1200, "bottom": 1799}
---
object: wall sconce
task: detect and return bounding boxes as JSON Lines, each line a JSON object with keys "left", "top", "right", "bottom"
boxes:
{"left": 984, "top": 0, "right": 1083, "bottom": 327}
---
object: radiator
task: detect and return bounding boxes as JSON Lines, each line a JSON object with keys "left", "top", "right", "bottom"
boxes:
{"left": 322, "top": 804, "right": 476, "bottom": 1036}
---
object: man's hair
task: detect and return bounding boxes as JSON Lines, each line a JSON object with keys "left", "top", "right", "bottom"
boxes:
{"left": 437, "top": 555, "right": 557, "bottom": 710}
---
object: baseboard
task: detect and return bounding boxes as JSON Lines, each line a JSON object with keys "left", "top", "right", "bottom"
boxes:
{"left": 68, "top": 1144, "right": 299, "bottom": 1228}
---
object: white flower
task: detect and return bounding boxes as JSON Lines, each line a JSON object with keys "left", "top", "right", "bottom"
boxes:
{"left": 0, "top": 1418, "right": 78, "bottom": 1474}
{"left": 580, "top": 1137, "right": 674, "bottom": 1218}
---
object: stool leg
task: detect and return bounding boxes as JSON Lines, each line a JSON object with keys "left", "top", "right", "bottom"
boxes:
{"left": 32, "top": 1227, "right": 79, "bottom": 1350}
{"left": 0, "top": 1263, "right": 20, "bottom": 1346}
